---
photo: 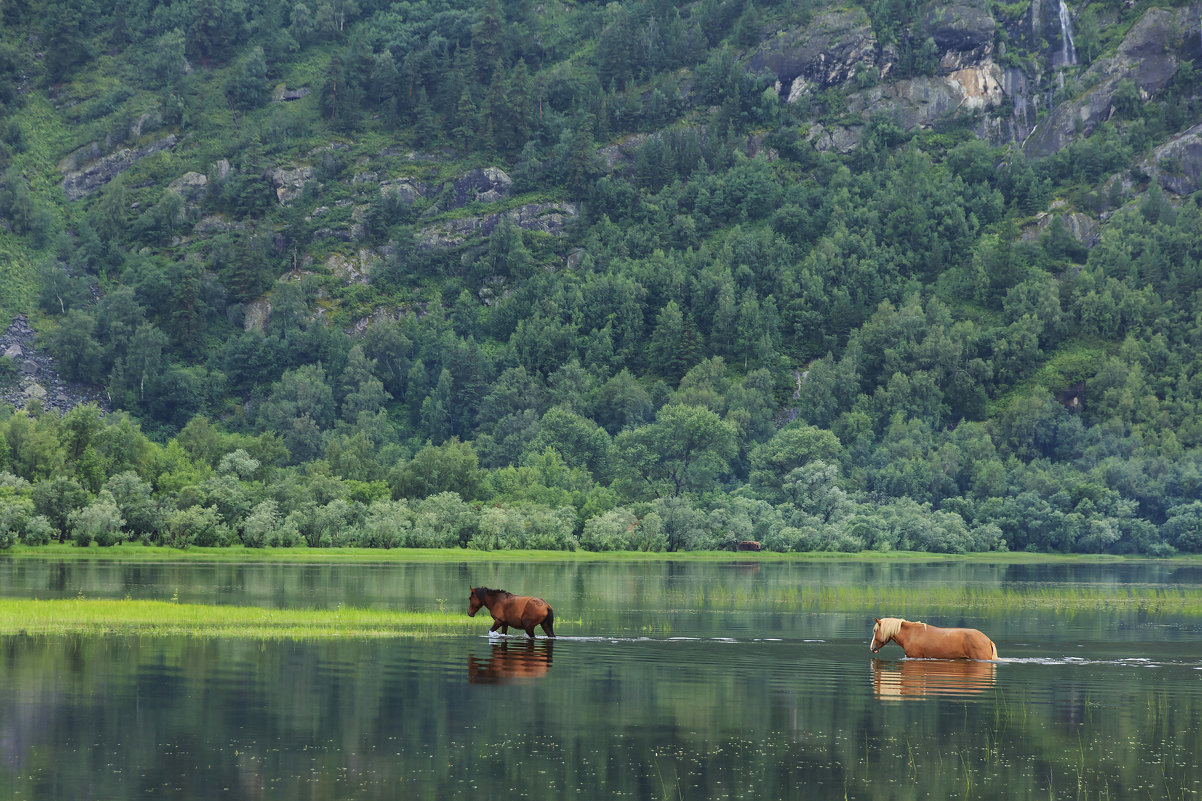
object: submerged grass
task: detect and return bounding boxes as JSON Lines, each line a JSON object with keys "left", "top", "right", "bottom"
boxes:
{"left": 0, "top": 598, "right": 481, "bottom": 639}
{"left": 685, "top": 583, "right": 1202, "bottom": 616}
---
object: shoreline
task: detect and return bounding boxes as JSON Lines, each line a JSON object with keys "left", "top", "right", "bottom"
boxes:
{"left": 4, "top": 543, "right": 1195, "bottom": 564}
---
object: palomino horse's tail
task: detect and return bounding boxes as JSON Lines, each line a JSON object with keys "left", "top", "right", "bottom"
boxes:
{"left": 990, "top": 640, "right": 998, "bottom": 660}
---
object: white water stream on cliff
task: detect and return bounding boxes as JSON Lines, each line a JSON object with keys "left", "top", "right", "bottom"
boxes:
{"left": 1058, "top": 0, "right": 1078, "bottom": 66}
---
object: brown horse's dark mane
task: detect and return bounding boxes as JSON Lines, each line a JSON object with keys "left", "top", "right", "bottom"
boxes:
{"left": 476, "top": 587, "right": 513, "bottom": 601}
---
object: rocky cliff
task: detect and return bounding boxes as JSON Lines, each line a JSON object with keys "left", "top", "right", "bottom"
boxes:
{"left": 747, "top": 0, "right": 1202, "bottom": 171}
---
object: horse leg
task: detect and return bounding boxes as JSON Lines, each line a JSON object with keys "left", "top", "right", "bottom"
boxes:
{"left": 525, "top": 626, "right": 536, "bottom": 638}
{"left": 490, "top": 619, "right": 504, "bottom": 634}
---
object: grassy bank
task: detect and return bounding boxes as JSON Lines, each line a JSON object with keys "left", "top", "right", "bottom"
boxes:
{"left": 0, "top": 598, "right": 481, "bottom": 639}
{"left": 3, "top": 543, "right": 1189, "bottom": 564}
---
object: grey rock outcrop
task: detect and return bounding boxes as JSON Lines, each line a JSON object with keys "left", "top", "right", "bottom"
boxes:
{"left": 1143, "top": 122, "right": 1202, "bottom": 197}
{"left": 272, "top": 84, "right": 310, "bottom": 102}
{"left": 921, "top": 0, "right": 996, "bottom": 70}
{"left": 1021, "top": 208, "right": 1100, "bottom": 247}
{"left": 847, "top": 60, "right": 1006, "bottom": 129}
{"left": 451, "top": 167, "right": 513, "bottom": 206}
{"left": 326, "top": 248, "right": 378, "bottom": 284}
{"left": 268, "top": 165, "right": 315, "bottom": 204}
{"left": 168, "top": 171, "right": 208, "bottom": 203}
{"left": 60, "top": 135, "right": 179, "bottom": 200}
{"left": 747, "top": 8, "right": 878, "bottom": 100}
{"left": 418, "top": 202, "right": 578, "bottom": 250}
{"left": 0, "top": 315, "right": 109, "bottom": 414}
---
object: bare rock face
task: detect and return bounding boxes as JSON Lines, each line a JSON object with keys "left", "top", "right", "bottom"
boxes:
{"left": 60, "top": 136, "right": 178, "bottom": 200}
{"left": 1021, "top": 208, "right": 1100, "bottom": 247}
{"left": 806, "top": 123, "right": 861, "bottom": 154}
{"left": 418, "top": 202, "right": 578, "bottom": 249}
{"left": 244, "top": 299, "right": 272, "bottom": 332}
{"left": 168, "top": 171, "right": 208, "bottom": 203}
{"left": 268, "top": 165, "right": 315, "bottom": 204}
{"left": 1143, "top": 122, "right": 1202, "bottom": 197}
{"left": 326, "top": 248, "right": 378, "bottom": 284}
{"left": 747, "top": 8, "right": 878, "bottom": 99}
{"left": 846, "top": 59, "right": 1005, "bottom": 130}
{"left": 1024, "top": 6, "right": 1200, "bottom": 157}
{"left": 451, "top": 167, "right": 513, "bottom": 205}
{"left": 921, "top": 0, "right": 996, "bottom": 71}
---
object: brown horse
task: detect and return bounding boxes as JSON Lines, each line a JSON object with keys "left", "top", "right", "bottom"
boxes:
{"left": 468, "top": 586, "right": 556, "bottom": 638}
{"left": 467, "top": 640, "right": 554, "bottom": 684}
{"left": 870, "top": 617, "right": 998, "bottom": 660}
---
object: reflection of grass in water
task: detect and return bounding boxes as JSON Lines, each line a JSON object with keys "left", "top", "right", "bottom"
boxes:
{"left": 678, "top": 584, "right": 1202, "bottom": 615}
{"left": 0, "top": 598, "right": 485, "bottom": 639}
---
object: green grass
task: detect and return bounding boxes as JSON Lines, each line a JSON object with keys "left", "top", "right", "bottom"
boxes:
{"left": 682, "top": 583, "right": 1202, "bottom": 616}
{"left": 0, "top": 598, "right": 480, "bottom": 639}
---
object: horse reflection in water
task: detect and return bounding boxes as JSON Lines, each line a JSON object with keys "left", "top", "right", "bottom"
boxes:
{"left": 468, "top": 640, "right": 554, "bottom": 684}
{"left": 872, "top": 657, "right": 998, "bottom": 699}
{"left": 870, "top": 617, "right": 998, "bottom": 660}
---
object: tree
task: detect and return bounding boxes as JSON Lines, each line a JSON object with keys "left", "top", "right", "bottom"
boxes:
{"left": 528, "top": 407, "right": 612, "bottom": 481}
{"left": 390, "top": 439, "right": 483, "bottom": 501}
{"left": 613, "top": 403, "right": 738, "bottom": 497}
{"left": 240, "top": 500, "right": 281, "bottom": 547}
{"left": 104, "top": 472, "right": 162, "bottom": 541}
{"left": 32, "top": 477, "right": 90, "bottom": 540}
{"left": 69, "top": 491, "right": 126, "bottom": 547}
{"left": 226, "top": 46, "right": 269, "bottom": 110}
{"left": 648, "top": 300, "right": 702, "bottom": 382}
{"left": 163, "top": 504, "right": 229, "bottom": 548}
{"left": 748, "top": 425, "right": 843, "bottom": 502}
{"left": 43, "top": 310, "right": 102, "bottom": 384}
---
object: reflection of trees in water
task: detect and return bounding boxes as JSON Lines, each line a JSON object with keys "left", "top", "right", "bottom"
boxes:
{"left": 1, "top": 635, "right": 1200, "bottom": 800}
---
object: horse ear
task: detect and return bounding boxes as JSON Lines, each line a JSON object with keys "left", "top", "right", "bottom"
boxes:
{"left": 874, "top": 617, "right": 881, "bottom": 624}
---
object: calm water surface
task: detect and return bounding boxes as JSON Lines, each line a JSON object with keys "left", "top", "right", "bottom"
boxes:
{"left": 1, "top": 559, "right": 1200, "bottom": 800}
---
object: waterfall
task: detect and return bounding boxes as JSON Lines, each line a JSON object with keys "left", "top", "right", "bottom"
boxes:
{"left": 1057, "top": 0, "right": 1078, "bottom": 67}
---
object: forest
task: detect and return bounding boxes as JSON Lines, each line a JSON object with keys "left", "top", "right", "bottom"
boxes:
{"left": 1, "top": 0, "right": 1201, "bottom": 554}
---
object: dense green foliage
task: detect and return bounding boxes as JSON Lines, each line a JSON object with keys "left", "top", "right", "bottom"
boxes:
{"left": 1, "top": 0, "right": 1200, "bottom": 554}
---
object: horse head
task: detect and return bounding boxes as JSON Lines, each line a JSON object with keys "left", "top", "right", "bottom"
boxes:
{"left": 870, "top": 617, "right": 903, "bottom": 653}
{"left": 468, "top": 586, "right": 487, "bottom": 617}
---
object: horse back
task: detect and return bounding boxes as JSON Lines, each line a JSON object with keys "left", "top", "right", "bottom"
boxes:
{"left": 911, "top": 624, "right": 996, "bottom": 660}
{"left": 497, "top": 594, "right": 551, "bottom": 625}
{"left": 951, "top": 626, "right": 997, "bottom": 660}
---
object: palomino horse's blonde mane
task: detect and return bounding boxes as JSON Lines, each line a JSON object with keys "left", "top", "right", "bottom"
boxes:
{"left": 876, "top": 617, "right": 922, "bottom": 640}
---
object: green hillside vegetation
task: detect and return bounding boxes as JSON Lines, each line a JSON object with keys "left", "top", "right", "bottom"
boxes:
{"left": 1, "top": 0, "right": 1201, "bottom": 554}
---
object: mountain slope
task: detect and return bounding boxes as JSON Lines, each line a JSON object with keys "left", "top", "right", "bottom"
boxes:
{"left": 1, "top": 0, "right": 1201, "bottom": 554}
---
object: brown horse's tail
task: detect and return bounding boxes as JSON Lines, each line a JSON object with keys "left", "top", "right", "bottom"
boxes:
{"left": 543, "top": 607, "right": 556, "bottom": 638}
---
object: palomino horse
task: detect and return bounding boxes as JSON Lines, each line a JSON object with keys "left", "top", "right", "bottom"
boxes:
{"left": 468, "top": 586, "right": 556, "bottom": 638}
{"left": 467, "top": 640, "right": 554, "bottom": 684}
{"left": 870, "top": 617, "right": 997, "bottom": 660}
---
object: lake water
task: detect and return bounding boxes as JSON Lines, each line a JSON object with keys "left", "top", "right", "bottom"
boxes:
{"left": 1, "top": 558, "right": 1200, "bottom": 799}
